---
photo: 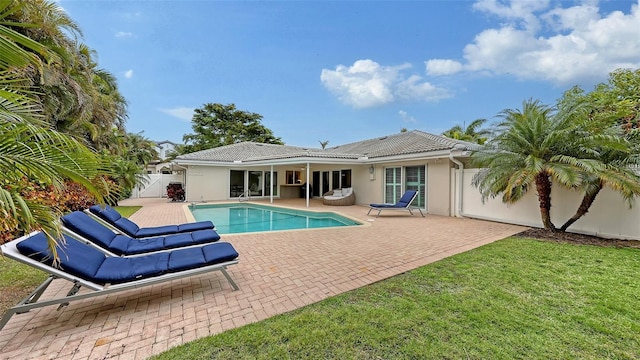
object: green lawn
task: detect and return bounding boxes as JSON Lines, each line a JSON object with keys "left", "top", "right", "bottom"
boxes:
{"left": 113, "top": 205, "right": 141, "bottom": 218}
{"left": 153, "top": 238, "right": 640, "bottom": 360}
{"left": 0, "top": 205, "right": 141, "bottom": 315}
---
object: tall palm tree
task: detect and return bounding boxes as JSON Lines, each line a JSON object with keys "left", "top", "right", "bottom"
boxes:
{"left": 9, "top": 0, "right": 127, "bottom": 151}
{"left": 556, "top": 86, "right": 640, "bottom": 231}
{"left": 442, "top": 118, "right": 490, "bottom": 144}
{"left": 0, "top": 1, "right": 105, "bottom": 257}
{"left": 124, "top": 132, "right": 159, "bottom": 166}
{"left": 471, "top": 99, "right": 627, "bottom": 231}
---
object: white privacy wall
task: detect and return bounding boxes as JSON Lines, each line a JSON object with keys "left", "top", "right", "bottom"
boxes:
{"left": 131, "top": 174, "right": 184, "bottom": 198}
{"left": 456, "top": 169, "right": 640, "bottom": 240}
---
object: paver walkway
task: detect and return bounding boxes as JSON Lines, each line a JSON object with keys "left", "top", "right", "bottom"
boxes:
{"left": 0, "top": 198, "right": 525, "bottom": 359}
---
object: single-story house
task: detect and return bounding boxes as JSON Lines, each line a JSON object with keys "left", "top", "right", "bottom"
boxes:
{"left": 169, "top": 129, "right": 640, "bottom": 239}
{"left": 173, "top": 130, "right": 474, "bottom": 216}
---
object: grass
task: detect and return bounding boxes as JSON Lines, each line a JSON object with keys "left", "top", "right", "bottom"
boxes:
{"left": 113, "top": 205, "right": 141, "bottom": 218}
{"left": 0, "top": 205, "right": 141, "bottom": 315}
{"left": 153, "top": 238, "right": 640, "bottom": 360}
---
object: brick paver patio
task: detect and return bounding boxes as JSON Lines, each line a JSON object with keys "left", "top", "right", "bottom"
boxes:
{"left": 0, "top": 198, "right": 525, "bottom": 359}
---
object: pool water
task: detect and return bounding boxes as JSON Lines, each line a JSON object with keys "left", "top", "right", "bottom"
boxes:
{"left": 189, "top": 203, "right": 361, "bottom": 234}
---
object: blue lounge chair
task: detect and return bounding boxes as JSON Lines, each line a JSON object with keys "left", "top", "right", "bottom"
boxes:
{"left": 0, "top": 231, "right": 239, "bottom": 330}
{"left": 88, "top": 204, "right": 214, "bottom": 238}
{"left": 367, "top": 190, "right": 425, "bottom": 217}
{"left": 62, "top": 211, "right": 221, "bottom": 256}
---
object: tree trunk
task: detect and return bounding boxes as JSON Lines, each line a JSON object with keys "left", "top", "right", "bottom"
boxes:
{"left": 535, "top": 172, "right": 556, "bottom": 231}
{"left": 560, "top": 183, "right": 603, "bottom": 232}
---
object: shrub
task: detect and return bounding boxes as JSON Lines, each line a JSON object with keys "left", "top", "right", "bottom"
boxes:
{"left": 0, "top": 178, "right": 100, "bottom": 244}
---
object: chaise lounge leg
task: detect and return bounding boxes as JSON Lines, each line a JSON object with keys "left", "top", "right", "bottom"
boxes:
{"left": 220, "top": 268, "right": 239, "bottom": 291}
{"left": 0, "top": 275, "right": 55, "bottom": 330}
{"left": 17, "top": 276, "right": 56, "bottom": 314}
{"left": 58, "top": 282, "right": 82, "bottom": 310}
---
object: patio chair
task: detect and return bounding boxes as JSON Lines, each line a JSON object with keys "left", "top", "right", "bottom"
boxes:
{"left": 88, "top": 204, "right": 214, "bottom": 238}
{"left": 0, "top": 231, "right": 239, "bottom": 330}
{"left": 322, "top": 187, "right": 356, "bottom": 206}
{"left": 367, "top": 190, "right": 425, "bottom": 217}
{"left": 62, "top": 211, "right": 221, "bottom": 256}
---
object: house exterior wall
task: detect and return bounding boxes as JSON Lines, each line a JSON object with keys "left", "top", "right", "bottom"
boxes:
{"left": 457, "top": 168, "right": 640, "bottom": 240}
{"left": 181, "top": 159, "right": 453, "bottom": 217}
{"left": 353, "top": 159, "right": 451, "bottom": 216}
{"left": 185, "top": 165, "right": 229, "bottom": 202}
{"left": 426, "top": 160, "right": 451, "bottom": 216}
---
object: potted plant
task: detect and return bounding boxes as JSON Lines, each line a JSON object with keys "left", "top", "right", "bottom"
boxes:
{"left": 166, "top": 182, "right": 185, "bottom": 202}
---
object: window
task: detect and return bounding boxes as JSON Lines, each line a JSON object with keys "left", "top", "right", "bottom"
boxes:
{"left": 248, "top": 171, "right": 262, "bottom": 196}
{"left": 384, "top": 166, "right": 427, "bottom": 208}
{"left": 341, "top": 169, "right": 352, "bottom": 188}
{"left": 405, "top": 166, "right": 426, "bottom": 208}
{"left": 384, "top": 167, "right": 402, "bottom": 203}
{"left": 332, "top": 171, "right": 340, "bottom": 189}
{"left": 265, "top": 171, "right": 278, "bottom": 196}
{"left": 286, "top": 170, "right": 301, "bottom": 184}
{"left": 229, "top": 170, "right": 245, "bottom": 197}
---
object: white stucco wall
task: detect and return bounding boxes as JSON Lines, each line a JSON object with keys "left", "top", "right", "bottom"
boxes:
{"left": 184, "top": 166, "right": 229, "bottom": 202}
{"left": 457, "top": 168, "right": 640, "bottom": 240}
{"left": 182, "top": 160, "right": 454, "bottom": 216}
{"left": 426, "top": 161, "right": 451, "bottom": 216}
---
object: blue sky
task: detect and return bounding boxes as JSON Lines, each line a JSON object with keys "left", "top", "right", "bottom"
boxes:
{"left": 58, "top": 0, "right": 640, "bottom": 149}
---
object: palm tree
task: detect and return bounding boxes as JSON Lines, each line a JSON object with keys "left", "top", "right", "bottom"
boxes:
{"left": 125, "top": 132, "right": 159, "bottom": 166}
{"left": 555, "top": 87, "right": 640, "bottom": 231}
{"left": 442, "top": 118, "right": 490, "bottom": 144}
{"left": 470, "top": 99, "right": 627, "bottom": 231}
{"left": 111, "top": 158, "right": 148, "bottom": 200}
{"left": 0, "top": 1, "right": 106, "bottom": 257}
{"left": 9, "top": 0, "right": 127, "bottom": 150}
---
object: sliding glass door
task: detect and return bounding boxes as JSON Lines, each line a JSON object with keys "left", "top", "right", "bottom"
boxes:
{"left": 405, "top": 166, "right": 426, "bottom": 208}
{"left": 384, "top": 165, "right": 426, "bottom": 208}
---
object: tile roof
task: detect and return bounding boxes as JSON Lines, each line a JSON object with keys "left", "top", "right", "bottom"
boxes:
{"left": 176, "top": 130, "right": 475, "bottom": 163}
{"left": 176, "top": 142, "right": 324, "bottom": 162}
{"left": 325, "top": 130, "right": 475, "bottom": 158}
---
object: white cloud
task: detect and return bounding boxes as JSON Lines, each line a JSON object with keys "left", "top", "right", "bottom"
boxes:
{"left": 123, "top": 69, "right": 134, "bottom": 79}
{"left": 473, "top": 0, "right": 551, "bottom": 31}
{"left": 320, "top": 59, "right": 450, "bottom": 108}
{"left": 427, "top": 0, "right": 640, "bottom": 85}
{"left": 115, "top": 31, "right": 133, "bottom": 38}
{"left": 399, "top": 110, "right": 417, "bottom": 123}
{"left": 425, "top": 59, "right": 464, "bottom": 76}
{"left": 160, "top": 107, "right": 194, "bottom": 122}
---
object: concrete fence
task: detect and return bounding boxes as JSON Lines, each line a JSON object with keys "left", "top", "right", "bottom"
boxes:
{"left": 454, "top": 168, "right": 640, "bottom": 240}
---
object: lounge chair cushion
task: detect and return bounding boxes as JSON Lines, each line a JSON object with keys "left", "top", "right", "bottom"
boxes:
{"left": 16, "top": 232, "right": 238, "bottom": 285}
{"left": 332, "top": 189, "right": 342, "bottom": 197}
{"left": 368, "top": 203, "right": 402, "bottom": 208}
{"left": 62, "top": 211, "right": 221, "bottom": 256}
{"left": 168, "top": 243, "right": 238, "bottom": 272}
{"left": 89, "top": 205, "right": 214, "bottom": 238}
{"left": 63, "top": 211, "right": 118, "bottom": 245}
{"left": 370, "top": 190, "right": 418, "bottom": 208}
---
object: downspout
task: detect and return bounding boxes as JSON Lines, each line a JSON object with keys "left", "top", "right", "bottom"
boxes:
{"left": 449, "top": 154, "right": 464, "bottom": 217}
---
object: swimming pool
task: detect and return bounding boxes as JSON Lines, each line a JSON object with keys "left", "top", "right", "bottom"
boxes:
{"left": 188, "top": 203, "right": 361, "bottom": 234}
